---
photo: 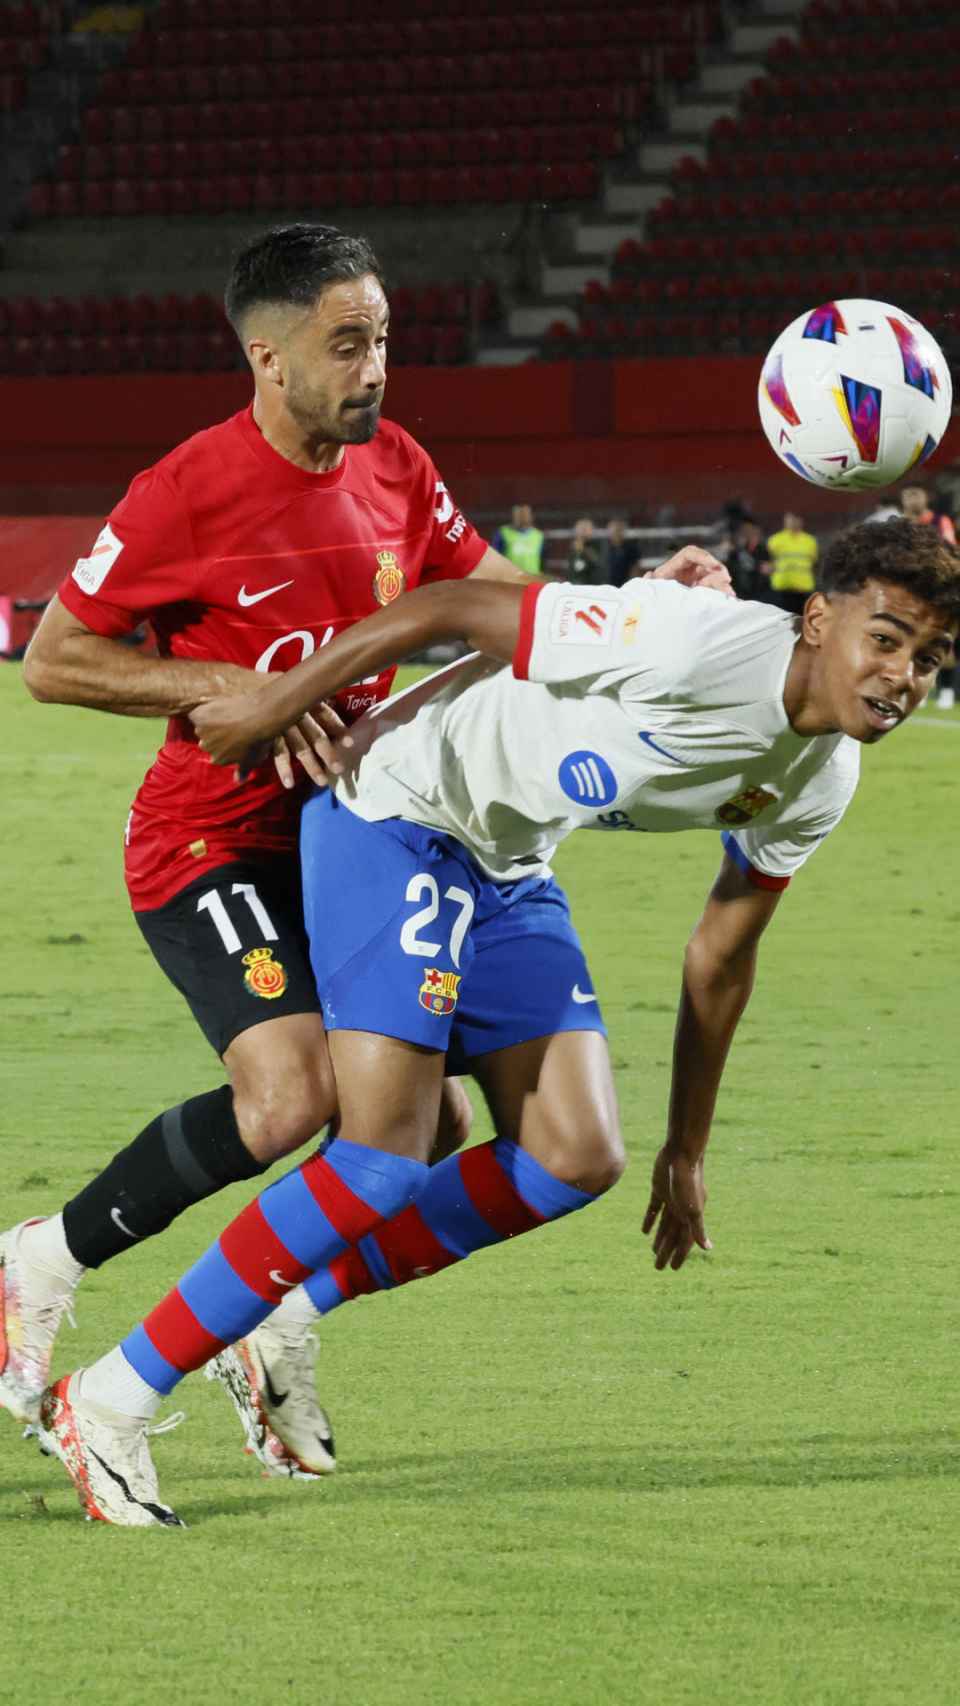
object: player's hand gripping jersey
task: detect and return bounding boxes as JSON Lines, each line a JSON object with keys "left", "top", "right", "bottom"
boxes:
{"left": 57, "top": 409, "right": 485, "bottom": 909}
{"left": 335, "top": 578, "right": 861, "bottom": 886}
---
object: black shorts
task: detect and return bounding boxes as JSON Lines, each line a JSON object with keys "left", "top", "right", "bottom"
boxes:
{"left": 135, "top": 858, "right": 321, "bottom": 1057}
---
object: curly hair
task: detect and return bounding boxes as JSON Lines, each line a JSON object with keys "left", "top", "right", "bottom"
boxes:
{"left": 819, "top": 517, "right": 960, "bottom": 623}
{"left": 224, "top": 223, "right": 384, "bottom": 331}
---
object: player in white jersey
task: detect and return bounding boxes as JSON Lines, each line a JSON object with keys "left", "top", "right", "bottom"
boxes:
{"left": 37, "top": 520, "right": 958, "bottom": 1525}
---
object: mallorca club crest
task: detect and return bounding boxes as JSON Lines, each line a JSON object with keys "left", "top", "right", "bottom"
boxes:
{"left": 373, "top": 549, "right": 406, "bottom": 606}
{"left": 418, "top": 967, "right": 461, "bottom": 1016}
{"left": 242, "top": 946, "right": 288, "bottom": 1000}
{"left": 714, "top": 787, "right": 776, "bottom": 828}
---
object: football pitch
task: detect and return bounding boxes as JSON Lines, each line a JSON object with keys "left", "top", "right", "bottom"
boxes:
{"left": 1, "top": 662, "right": 957, "bottom": 1706}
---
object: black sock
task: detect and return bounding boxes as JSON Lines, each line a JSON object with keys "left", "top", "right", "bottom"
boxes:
{"left": 61, "top": 1085, "right": 267, "bottom": 1269}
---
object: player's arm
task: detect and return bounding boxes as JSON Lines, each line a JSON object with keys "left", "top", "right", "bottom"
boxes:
{"left": 190, "top": 544, "right": 733, "bottom": 765}
{"left": 642, "top": 852, "right": 784, "bottom": 1273}
{"left": 191, "top": 577, "right": 529, "bottom": 764}
{"left": 23, "top": 594, "right": 263, "bottom": 718}
{"left": 466, "top": 545, "right": 535, "bottom": 585}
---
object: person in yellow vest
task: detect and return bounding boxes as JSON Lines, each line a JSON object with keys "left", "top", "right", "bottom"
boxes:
{"left": 765, "top": 511, "right": 818, "bottom": 615}
{"left": 492, "top": 503, "right": 544, "bottom": 577}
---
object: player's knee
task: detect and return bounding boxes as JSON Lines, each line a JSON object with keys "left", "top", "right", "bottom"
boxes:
{"left": 232, "top": 1065, "right": 335, "bottom": 1163}
{"left": 544, "top": 1116, "right": 626, "bottom": 1197}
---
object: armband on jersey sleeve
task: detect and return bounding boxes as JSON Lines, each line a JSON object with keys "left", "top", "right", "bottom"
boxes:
{"left": 720, "top": 831, "right": 792, "bottom": 892}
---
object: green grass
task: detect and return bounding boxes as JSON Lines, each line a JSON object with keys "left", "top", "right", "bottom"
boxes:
{"left": 1, "top": 664, "right": 958, "bottom": 1705}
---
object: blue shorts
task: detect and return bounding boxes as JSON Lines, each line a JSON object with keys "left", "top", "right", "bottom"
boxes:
{"left": 300, "top": 792, "right": 606, "bottom": 1071}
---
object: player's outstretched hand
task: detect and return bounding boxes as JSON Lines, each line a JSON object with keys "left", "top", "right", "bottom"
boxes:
{"left": 641, "top": 1145, "right": 712, "bottom": 1272}
{"left": 272, "top": 703, "right": 350, "bottom": 791}
{"left": 648, "top": 546, "right": 734, "bottom": 598}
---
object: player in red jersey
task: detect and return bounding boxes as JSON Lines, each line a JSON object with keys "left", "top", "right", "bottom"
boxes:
{"left": 0, "top": 223, "right": 524, "bottom": 1474}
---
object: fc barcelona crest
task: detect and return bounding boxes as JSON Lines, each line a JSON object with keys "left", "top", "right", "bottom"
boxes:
{"left": 715, "top": 787, "right": 776, "bottom": 827}
{"left": 242, "top": 946, "right": 288, "bottom": 1000}
{"left": 373, "top": 549, "right": 406, "bottom": 606}
{"left": 419, "top": 967, "right": 461, "bottom": 1016}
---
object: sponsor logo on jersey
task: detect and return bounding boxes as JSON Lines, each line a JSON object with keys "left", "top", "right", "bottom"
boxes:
{"left": 714, "top": 787, "right": 776, "bottom": 827}
{"left": 72, "top": 523, "right": 123, "bottom": 595}
{"left": 242, "top": 946, "right": 288, "bottom": 999}
{"left": 595, "top": 809, "right": 645, "bottom": 831}
{"left": 373, "top": 550, "right": 407, "bottom": 605}
{"left": 552, "top": 595, "right": 616, "bottom": 645}
{"left": 418, "top": 967, "right": 461, "bottom": 1015}
{"left": 558, "top": 750, "right": 618, "bottom": 806}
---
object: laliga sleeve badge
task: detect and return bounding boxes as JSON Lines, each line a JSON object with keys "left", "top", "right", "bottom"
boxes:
{"left": 242, "top": 946, "right": 288, "bottom": 1000}
{"left": 715, "top": 787, "right": 776, "bottom": 827}
{"left": 418, "top": 967, "right": 461, "bottom": 1015}
{"left": 373, "top": 550, "right": 406, "bottom": 605}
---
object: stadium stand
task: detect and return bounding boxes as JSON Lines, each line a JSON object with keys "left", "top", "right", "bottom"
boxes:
{"left": 541, "top": 0, "right": 959, "bottom": 365}
{"left": 0, "top": 0, "right": 724, "bottom": 372}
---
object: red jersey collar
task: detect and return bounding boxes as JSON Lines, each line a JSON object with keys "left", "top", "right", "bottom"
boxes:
{"left": 237, "top": 403, "right": 350, "bottom": 489}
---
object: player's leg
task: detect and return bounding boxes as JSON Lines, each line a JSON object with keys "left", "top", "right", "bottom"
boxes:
{"left": 38, "top": 1031, "right": 440, "bottom": 1525}
{"left": 299, "top": 1039, "right": 623, "bottom": 1318}
{"left": 37, "top": 808, "right": 462, "bottom": 1521}
{"left": 276, "top": 873, "right": 623, "bottom": 1317}
{"left": 0, "top": 859, "right": 331, "bottom": 1429}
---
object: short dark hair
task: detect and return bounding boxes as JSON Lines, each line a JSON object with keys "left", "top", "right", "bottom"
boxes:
{"left": 224, "top": 223, "right": 384, "bottom": 330}
{"left": 819, "top": 517, "right": 960, "bottom": 623}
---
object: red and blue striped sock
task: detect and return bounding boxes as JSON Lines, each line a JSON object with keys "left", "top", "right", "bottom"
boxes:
{"left": 300, "top": 1137, "right": 595, "bottom": 1315}
{"left": 120, "top": 1139, "right": 428, "bottom": 1394}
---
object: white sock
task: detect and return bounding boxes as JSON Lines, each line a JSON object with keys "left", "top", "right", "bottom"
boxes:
{"left": 265, "top": 1284, "right": 322, "bottom": 1335}
{"left": 19, "top": 1214, "right": 86, "bottom": 1291}
{"left": 79, "top": 1346, "right": 163, "bottom": 1421}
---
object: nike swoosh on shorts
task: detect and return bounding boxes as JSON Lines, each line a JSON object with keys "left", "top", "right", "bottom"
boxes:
{"left": 572, "top": 985, "right": 598, "bottom": 1004}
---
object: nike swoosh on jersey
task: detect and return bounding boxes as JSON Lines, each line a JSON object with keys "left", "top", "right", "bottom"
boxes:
{"left": 638, "top": 730, "right": 684, "bottom": 765}
{"left": 237, "top": 580, "right": 295, "bottom": 606}
{"left": 572, "top": 984, "right": 597, "bottom": 1004}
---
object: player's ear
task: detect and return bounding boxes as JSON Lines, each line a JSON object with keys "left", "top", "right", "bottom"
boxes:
{"left": 801, "top": 589, "right": 831, "bottom": 649}
{"left": 247, "top": 337, "right": 284, "bottom": 387}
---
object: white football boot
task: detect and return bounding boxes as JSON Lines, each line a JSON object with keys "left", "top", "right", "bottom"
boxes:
{"left": 206, "top": 1320, "right": 336, "bottom": 1478}
{"left": 38, "top": 1373, "right": 185, "bottom": 1528}
{"left": 0, "top": 1220, "right": 78, "bottom": 1426}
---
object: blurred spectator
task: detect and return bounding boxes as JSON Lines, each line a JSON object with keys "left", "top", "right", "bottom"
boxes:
{"left": 491, "top": 502, "right": 544, "bottom": 577}
{"left": 765, "top": 510, "right": 818, "bottom": 616}
{"left": 864, "top": 498, "right": 902, "bottom": 524}
{"left": 724, "top": 516, "right": 769, "bottom": 602}
{"left": 603, "top": 517, "right": 641, "bottom": 587}
{"left": 566, "top": 517, "right": 606, "bottom": 585}
{"left": 899, "top": 482, "right": 956, "bottom": 543}
{"left": 901, "top": 484, "right": 958, "bottom": 706}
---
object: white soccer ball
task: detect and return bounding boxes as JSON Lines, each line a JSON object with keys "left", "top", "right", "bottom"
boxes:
{"left": 758, "top": 299, "right": 952, "bottom": 491}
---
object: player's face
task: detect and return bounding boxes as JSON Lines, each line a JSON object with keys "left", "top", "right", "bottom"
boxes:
{"left": 284, "top": 274, "right": 389, "bottom": 445}
{"left": 804, "top": 580, "right": 955, "bottom": 743}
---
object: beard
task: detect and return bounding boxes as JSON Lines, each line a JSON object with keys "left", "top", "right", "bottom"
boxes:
{"left": 338, "top": 399, "right": 382, "bottom": 443}
{"left": 286, "top": 374, "right": 382, "bottom": 446}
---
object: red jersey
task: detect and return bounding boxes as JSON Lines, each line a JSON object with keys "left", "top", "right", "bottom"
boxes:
{"left": 57, "top": 407, "right": 487, "bottom": 910}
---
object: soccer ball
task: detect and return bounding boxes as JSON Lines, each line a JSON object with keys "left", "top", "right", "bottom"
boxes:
{"left": 758, "top": 299, "right": 952, "bottom": 490}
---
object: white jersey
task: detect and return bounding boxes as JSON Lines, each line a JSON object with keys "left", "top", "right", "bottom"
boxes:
{"left": 335, "top": 580, "right": 861, "bottom": 888}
